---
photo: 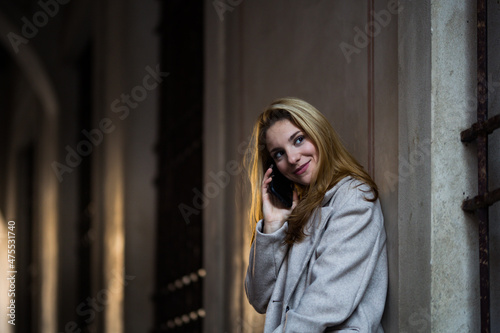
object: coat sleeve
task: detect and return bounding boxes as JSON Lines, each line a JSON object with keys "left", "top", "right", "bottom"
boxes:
{"left": 245, "top": 220, "right": 289, "bottom": 314}
{"left": 282, "top": 187, "right": 387, "bottom": 332}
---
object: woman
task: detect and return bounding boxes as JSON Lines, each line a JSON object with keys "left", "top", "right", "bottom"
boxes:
{"left": 244, "top": 97, "right": 387, "bottom": 332}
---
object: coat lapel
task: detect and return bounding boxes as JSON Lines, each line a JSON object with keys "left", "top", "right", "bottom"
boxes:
{"left": 282, "top": 177, "right": 351, "bottom": 306}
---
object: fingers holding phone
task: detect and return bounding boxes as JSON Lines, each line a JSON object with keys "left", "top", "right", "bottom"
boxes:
{"left": 261, "top": 165, "right": 297, "bottom": 233}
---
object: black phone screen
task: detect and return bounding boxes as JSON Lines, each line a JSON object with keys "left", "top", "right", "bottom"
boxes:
{"left": 269, "top": 164, "right": 294, "bottom": 208}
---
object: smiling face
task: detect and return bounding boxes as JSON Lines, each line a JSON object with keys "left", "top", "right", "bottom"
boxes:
{"left": 265, "top": 119, "right": 319, "bottom": 186}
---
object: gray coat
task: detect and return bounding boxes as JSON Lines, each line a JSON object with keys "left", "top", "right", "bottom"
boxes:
{"left": 245, "top": 177, "right": 388, "bottom": 332}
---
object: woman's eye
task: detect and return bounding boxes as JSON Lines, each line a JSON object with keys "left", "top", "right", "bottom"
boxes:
{"left": 295, "top": 135, "right": 304, "bottom": 145}
{"left": 274, "top": 151, "right": 284, "bottom": 159}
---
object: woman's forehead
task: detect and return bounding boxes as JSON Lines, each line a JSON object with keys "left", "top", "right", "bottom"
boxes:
{"left": 267, "top": 119, "right": 300, "bottom": 134}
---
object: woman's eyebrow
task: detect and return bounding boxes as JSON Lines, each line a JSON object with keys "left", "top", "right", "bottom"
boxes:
{"left": 288, "top": 131, "right": 301, "bottom": 142}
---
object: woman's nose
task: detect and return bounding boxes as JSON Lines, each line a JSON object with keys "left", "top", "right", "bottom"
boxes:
{"left": 287, "top": 151, "right": 300, "bottom": 164}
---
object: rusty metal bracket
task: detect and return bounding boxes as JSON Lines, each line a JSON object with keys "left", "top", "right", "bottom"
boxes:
{"left": 460, "top": 1, "right": 491, "bottom": 332}
{"left": 462, "top": 187, "right": 500, "bottom": 212}
{"left": 461, "top": 114, "right": 500, "bottom": 143}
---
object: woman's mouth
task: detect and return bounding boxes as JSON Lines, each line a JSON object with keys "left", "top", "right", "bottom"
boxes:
{"left": 294, "top": 161, "right": 310, "bottom": 175}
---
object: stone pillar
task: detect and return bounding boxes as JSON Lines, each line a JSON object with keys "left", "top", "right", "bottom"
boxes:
{"left": 398, "top": 0, "right": 480, "bottom": 331}
{"left": 121, "top": 0, "right": 160, "bottom": 331}
{"left": 92, "top": 0, "right": 127, "bottom": 331}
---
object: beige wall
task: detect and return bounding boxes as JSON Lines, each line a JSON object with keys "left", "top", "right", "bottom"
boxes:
{"left": 204, "top": 0, "right": 399, "bottom": 331}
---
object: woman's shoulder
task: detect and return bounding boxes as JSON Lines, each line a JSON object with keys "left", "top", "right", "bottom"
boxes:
{"left": 317, "top": 177, "right": 384, "bottom": 233}
{"left": 321, "top": 176, "right": 377, "bottom": 209}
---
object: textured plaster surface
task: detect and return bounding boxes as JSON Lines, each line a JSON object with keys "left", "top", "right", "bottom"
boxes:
{"left": 430, "top": 1, "right": 479, "bottom": 332}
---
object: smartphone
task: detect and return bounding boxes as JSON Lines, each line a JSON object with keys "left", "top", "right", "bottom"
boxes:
{"left": 269, "top": 164, "right": 294, "bottom": 208}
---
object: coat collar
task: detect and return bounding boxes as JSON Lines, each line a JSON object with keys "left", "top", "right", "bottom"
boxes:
{"left": 320, "top": 176, "right": 352, "bottom": 208}
{"left": 283, "top": 176, "right": 353, "bottom": 305}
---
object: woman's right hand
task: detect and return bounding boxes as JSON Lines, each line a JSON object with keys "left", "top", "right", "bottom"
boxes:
{"left": 261, "top": 166, "right": 298, "bottom": 234}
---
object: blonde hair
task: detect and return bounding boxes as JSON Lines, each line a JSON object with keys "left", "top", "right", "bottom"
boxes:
{"left": 245, "top": 97, "right": 378, "bottom": 245}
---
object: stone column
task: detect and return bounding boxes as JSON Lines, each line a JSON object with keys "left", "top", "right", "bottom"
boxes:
{"left": 398, "top": 0, "right": 480, "bottom": 331}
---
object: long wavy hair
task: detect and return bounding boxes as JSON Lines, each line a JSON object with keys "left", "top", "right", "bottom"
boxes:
{"left": 245, "top": 97, "right": 378, "bottom": 245}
